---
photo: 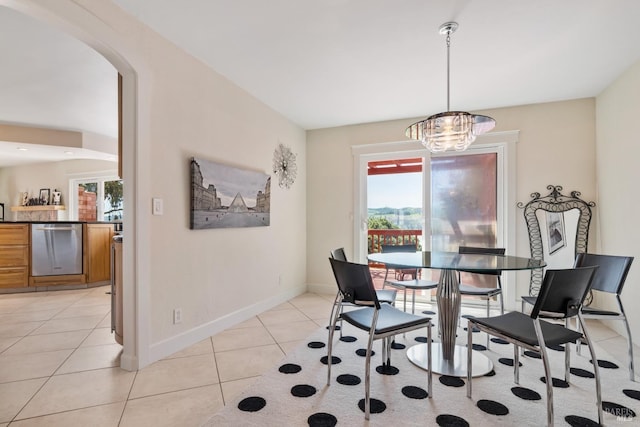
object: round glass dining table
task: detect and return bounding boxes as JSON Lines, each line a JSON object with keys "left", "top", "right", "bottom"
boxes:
{"left": 368, "top": 251, "right": 545, "bottom": 377}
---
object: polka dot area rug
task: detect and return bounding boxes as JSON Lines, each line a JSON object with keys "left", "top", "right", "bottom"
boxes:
{"left": 204, "top": 321, "right": 638, "bottom": 426}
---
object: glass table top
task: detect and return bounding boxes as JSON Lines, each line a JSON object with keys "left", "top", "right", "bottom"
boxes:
{"left": 367, "top": 251, "right": 545, "bottom": 272}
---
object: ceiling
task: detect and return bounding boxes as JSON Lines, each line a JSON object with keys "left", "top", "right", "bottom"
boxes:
{"left": 2, "top": 1, "right": 640, "bottom": 166}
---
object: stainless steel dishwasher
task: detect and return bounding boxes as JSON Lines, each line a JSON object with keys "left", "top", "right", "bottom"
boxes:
{"left": 31, "top": 223, "right": 83, "bottom": 276}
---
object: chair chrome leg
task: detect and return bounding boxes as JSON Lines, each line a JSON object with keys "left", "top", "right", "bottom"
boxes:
{"left": 578, "top": 314, "right": 603, "bottom": 425}
{"left": 486, "top": 298, "right": 491, "bottom": 349}
{"left": 564, "top": 318, "right": 570, "bottom": 383}
{"left": 326, "top": 297, "right": 342, "bottom": 386}
{"left": 534, "top": 320, "right": 554, "bottom": 427}
{"left": 514, "top": 345, "right": 520, "bottom": 384}
{"left": 623, "top": 317, "right": 635, "bottom": 381}
{"left": 364, "top": 331, "right": 375, "bottom": 420}
{"left": 427, "top": 322, "right": 433, "bottom": 398}
{"left": 467, "top": 321, "right": 473, "bottom": 398}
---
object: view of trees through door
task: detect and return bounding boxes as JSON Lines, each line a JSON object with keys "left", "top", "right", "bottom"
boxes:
{"left": 367, "top": 152, "right": 498, "bottom": 301}
{"left": 76, "top": 179, "right": 123, "bottom": 221}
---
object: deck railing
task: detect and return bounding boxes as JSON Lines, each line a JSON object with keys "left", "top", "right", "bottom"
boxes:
{"left": 367, "top": 229, "right": 422, "bottom": 254}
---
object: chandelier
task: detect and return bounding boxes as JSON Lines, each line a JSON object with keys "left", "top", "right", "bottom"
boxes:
{"left": 406, "top": 22, "right": 495, "bottom": 153}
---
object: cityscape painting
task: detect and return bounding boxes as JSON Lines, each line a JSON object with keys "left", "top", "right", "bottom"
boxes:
{"left": 190, "top": 157, "right": 271, "bottom": 229}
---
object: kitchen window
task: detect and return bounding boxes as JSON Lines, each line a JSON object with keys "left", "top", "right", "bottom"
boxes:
{"left": 68, "top": 175, "right": 123, "bottom": 221}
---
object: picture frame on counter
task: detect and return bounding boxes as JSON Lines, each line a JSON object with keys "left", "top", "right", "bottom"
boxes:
{"left": 39, "top": 188, "right": 50, "bottom": 206}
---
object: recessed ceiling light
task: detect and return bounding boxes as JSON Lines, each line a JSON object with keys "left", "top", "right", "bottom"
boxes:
{"left": 17, "top": 147, "right": 28, "bottom": 151}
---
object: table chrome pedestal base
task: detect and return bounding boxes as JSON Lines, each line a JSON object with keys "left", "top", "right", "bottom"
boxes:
{"left": 407, "top": 343, "right": 493, "bottom": 377}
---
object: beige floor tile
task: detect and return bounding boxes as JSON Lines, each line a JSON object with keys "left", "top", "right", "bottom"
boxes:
{"left": 212, "top": 325, "right": 275, "bottom": 352}
{"left": 10, "top": 402, "right": 125, "bottom": 427}
{"left": 0, "top": 310, "right": 60, "bottom": 324}
{"left": 97, "top": 312, "right": 112, "bottom": 328}
{"left": 227, "top": 316, "right": 262, "bottom": 330}
{"left": 0, "top": 378, "right": 47, "bottom": 423}
{"left": 55, "top": 343, "right": 123, "bottom": 374}
{"left": 268, "top": 301, "right": 295, "bottom": 311}
{"left": 30, "top": 315, "right": 104, "bottom": 335}
{"left": 120, "top": 385, "right": 224, "bottom": 427}
{"left": 215, "top": 344, "right": 284, "bottom": 382}
{"left": 3, "top": 330, "right": 91, "bottom": 355}
{"left": 258, "top": 308, "right": 309, "bottom": 325}
{"left": 0, "top": 336, "right": 20, "bottom": 353}
{"left": 295, "top": 304, "right": 332, "bottom": 320}
{"left": 220, "top": 376, "right": 259, "bottom": 404}
{"left": 279, "top": 340, "right": 306, "bottom": 355}
{"left": 129, "top": 353, "right": 218, "bottom": 399}
{"left": 53, "top": 304, "right": 110, "bottom": 319}
{"left": 265, "top": 320, "right": 320, "bottom": 343}
{"left": 164, "top": 338, "right": 213, "bottom": 359}
{"left": 16, "top": 301, "right": 70, "bottom": 313}
{"left": 80, "top": 327, "right": 119, "bottom": 347}
{"left": 0, "top": 321, "right": 43, "bottom": 338}
{"left": 16, "top": 368, "right": 136, "bottom": 419}
{"left": 0, "top": 350, "right": 72, "bottom": 383}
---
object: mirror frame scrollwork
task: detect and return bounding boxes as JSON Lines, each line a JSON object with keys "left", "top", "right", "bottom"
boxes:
{"left": 517, "top": 185, "right": 595, "bottom": 296}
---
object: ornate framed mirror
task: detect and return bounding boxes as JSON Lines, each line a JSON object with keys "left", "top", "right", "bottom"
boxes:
{"left": 518, "top": 185, "right": 595, "bottom": 296}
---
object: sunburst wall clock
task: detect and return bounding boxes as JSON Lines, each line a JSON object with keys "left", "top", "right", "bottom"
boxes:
{"left": 273, "top": 143, "right": 297, "bottom": 189}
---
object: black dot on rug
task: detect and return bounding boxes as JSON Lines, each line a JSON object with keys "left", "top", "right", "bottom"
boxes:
{"left": 339, "top": 335, "right": 357, "bottom": 342}
{"left": 477, "top": 399, "right": 509, "bottom": 416}
{"left": 484, "top": 369, "right": 496, "bottom": 377}
{"left": 402, "top": 385, "right": 429, "bottom": 399}
{"left": 291, "top": 384, "right": 317, "bottom": 398}
{"left": 278, "top": 363, "right": 301, "bottom": 374}
{"left": 570, "top": 367, "right": 595, "bottom": 378}
{"left": 423, "top": 310, "right": 436, "bottom": 315}
{"left": 623, "top": 389, "right": 640, "bottom": 400}
{"left": 355, "top": 348, "right": 375, "bottom": 357}
{"left": 325, "top": 325, "right": 340, "bottom": 331}
{"left": 590, "top": 359, "right": 619, "bottom": 369}
{"left": 463, "top": 326, "right": 480, "bottom": 333}
{"left": 308, "top": 341, "right": 325, "bottom": 349}
{"left": 565, "top": 415, "right": 600, "bottom": 427}
{"left": 238, "top": 396, "right": 266, "bottom": 412}
{"left": 547, "top": 344, "right": 565, "bottom": 352}
{"left": 511, "top": 386, "right": 541, "bottom": 401}
{"left": 472, "top": 344, "right": 487, "bottom": 351}
{"left": 391, "top": 341, "right": 406, "bottom": 350}
{"left": 603, "top": 401, "right": 636, "bottom": 418}
{"left": 376, "top": 364, "right": 399, "bottom": 375}
{"left": 415, "top": 336, "right": 429, "bottom": 343}
{"left": 461, "top": 314, "right": 473, "bottom": 319}
{"left": 337, "top": 374, "right": 361, "bottom": 385}
{"left": 539, "top": 377, "right": 569, "bottom": 388}
{"left": 498, "top": 357, "right": 522, "bottom": 367}
{"left": 357, "top": 398, "right": 386, "bottom": 414}
{"left": 524, "top": 350, "right": 541, "bottom": 359}
{"left": 436, "top": 414, "right": 470, "bottom": 427}
{"left": 439, "top": 375, "right": 465, "bottom": 387}
{"left": 320, "top": 355, "right": 341, "bottom": 365}
{"left": 490, "top": 337, "right": 509, "bottom": 345}
{"left": 308, "top": 412, "right": 337, "bottom": 427}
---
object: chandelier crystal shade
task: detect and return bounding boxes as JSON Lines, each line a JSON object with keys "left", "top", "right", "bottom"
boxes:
{"left": 406, "top": 22, "right": 495, "bottom": 153}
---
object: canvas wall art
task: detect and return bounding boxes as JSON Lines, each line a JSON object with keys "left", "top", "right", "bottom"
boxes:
{"left": 190, "top": 157, "right": 271, "bottom": 229}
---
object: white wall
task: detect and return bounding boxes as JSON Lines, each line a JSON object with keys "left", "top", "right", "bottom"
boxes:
{"left": 0, "top": 159, "right": 117, "bottom": 218}
{"left": 307, "top": 99, "right": 597, "bottom": 299}
{"left": 6, "top": 0, "right": 307, "bottom": 367}
{"left": 595, "top": 59, "right": 640, "bottom": 340}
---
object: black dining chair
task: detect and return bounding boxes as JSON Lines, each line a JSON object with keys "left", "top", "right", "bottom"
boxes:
{"left": 521, "top": 253, "right": 635, "bottom": 381}
{"left": 457, "top": 246, "right": 505, "bottom": 348}
{"left": 381, "top": 244, "right": 438, "bottom": 314}
{"left": 467, "top": 266, "right": 602, "bottom": 427}
{"left": 329, "top": 248, "right": 398, "bottom": 338}
{"left": 574, "top": 254, "right": 634, "bottom": 380}
{"left": 328, "top": 257, "right": 432, "bottom": 420}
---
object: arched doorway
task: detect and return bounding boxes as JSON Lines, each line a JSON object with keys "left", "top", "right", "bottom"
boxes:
{"left": 1, "top": 0, "right": 148, "bottom": 370}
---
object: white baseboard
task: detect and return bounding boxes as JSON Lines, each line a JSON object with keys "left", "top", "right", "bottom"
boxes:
{"left": 306, "top": 282, "right": 334, "bottom": 296}
{"left": 145, "top": 285, "right": 307, "bottom": 365}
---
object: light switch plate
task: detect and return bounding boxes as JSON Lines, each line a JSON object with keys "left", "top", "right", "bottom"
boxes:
{"left": 152, "top": 198, "right": 163, "bottom": 215}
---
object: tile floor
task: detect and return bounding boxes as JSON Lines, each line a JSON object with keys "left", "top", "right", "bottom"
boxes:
{"left": 0, "top": 287, "right": 636, "bottom": 426}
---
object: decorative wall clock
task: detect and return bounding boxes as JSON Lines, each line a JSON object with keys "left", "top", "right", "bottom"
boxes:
{"left": 273, "top": 143, "right": 297, "bottom": 189}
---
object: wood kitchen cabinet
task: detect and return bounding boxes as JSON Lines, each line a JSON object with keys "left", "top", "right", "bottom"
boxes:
{"left": 0, "top": 224, "right": 29, "bottom": 288}
{"left": 85, "top": 223, "right": 114, "bottom": 284}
